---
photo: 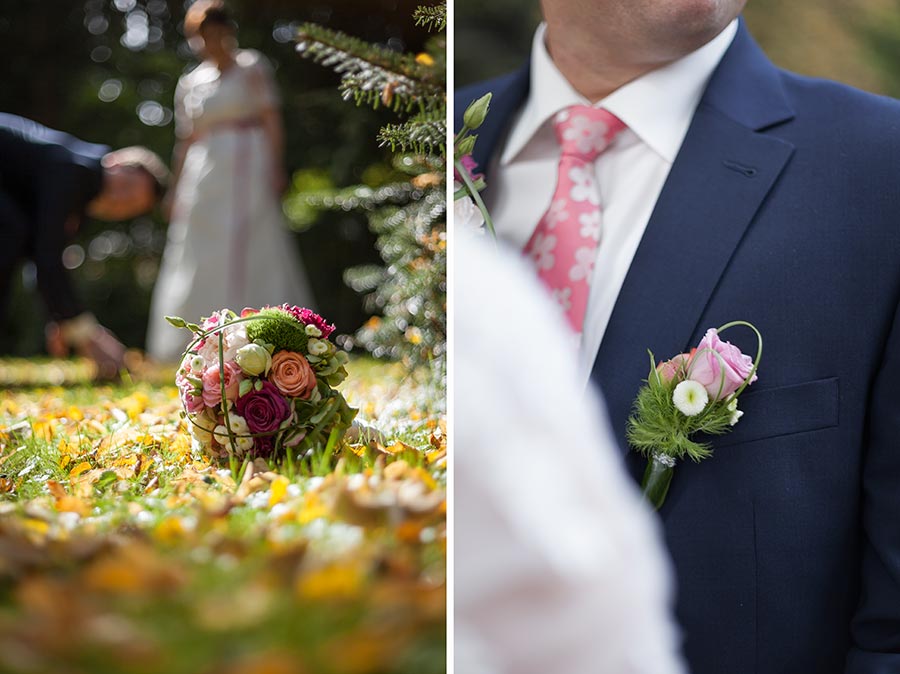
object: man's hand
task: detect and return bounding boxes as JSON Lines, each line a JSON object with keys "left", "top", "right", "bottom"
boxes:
{"left": 76, "top": 326, "right": 126, "bottom": 381}
{"left": 56, "top": 313, "right": 126, "bottom": 381}
{"left": 44, "top": 321, "right": 69, "bottom": 358}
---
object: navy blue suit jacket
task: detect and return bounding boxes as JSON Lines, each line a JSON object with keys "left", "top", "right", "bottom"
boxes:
{"left": 456, "top": 21, "right": 900, "bottom": 674}
{"left": 0, "top": 113, "right": 107, "bottom": 320}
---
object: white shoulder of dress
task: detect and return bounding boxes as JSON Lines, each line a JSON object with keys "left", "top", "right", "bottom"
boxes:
{"left": 178, "top": 61, "right": 215, "bottom": 88}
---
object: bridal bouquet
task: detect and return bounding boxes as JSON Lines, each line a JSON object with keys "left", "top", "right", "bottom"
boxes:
{"left": 626, "top": 321, "right": 762, "bottom": 509}
{"left": 167, "top": 305, "right": 356, "bottom": 461}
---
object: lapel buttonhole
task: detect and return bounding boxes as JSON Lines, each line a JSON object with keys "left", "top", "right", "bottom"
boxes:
{"left": 722, "top": 159, "right": 758, "bottom": 177}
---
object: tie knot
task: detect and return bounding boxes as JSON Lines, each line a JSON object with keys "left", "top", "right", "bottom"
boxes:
{"left": 553, "top": 105, "right": 625, "bottom": 160}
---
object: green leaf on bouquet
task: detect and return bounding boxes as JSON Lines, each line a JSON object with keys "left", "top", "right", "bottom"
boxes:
{"left": 326, "top": 371, "right": 347, "bottom": 387}
{"left": 239, "top": 379, "right": 253, "bottom": 398}
{"left": 165, "top": 316, "right": 187, "bottom": 329}
{"left": 186, "top": 323, "right": 201, "bottom": 334}
{"left": 254, "top": 380, "right": 264, "bottom": 392}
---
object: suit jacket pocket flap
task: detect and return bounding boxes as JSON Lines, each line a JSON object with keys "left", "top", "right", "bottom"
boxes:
{"left": 713, "top": 377, "right": 839, "bottom": 448}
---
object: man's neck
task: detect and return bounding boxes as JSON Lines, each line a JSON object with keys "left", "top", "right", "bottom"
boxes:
{"left": 542, "top": 17, "right": 736, "bottom": 103}
{"left": 543, "top": 26, "right": 679, "bottom": 103}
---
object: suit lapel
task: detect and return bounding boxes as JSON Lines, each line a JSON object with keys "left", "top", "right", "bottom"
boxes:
{"left": 589, "top": 22, "right": 797, "bottom": 451}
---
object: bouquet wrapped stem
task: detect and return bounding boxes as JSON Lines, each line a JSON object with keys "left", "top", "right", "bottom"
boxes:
{"left": 642, "top": 453, "right": 676, "bottom": 511}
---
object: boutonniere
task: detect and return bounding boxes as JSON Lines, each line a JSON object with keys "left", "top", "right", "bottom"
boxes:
{"left": 454, "top": 93, "right": 495, "bottom": 236}
{"left": 626, "top": 321, "right": 762, "bottom": 509}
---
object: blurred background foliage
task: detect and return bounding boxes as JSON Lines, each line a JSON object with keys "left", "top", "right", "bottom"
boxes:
{"left": 455, "top": 0, "right": 900, "bottom": 95}
{"left": 0, "top": 0, "right": 433, "bottom": 355}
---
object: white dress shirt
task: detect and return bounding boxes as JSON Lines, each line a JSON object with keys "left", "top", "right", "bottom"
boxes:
{"left": 486, "top": 20, "right": 738, "bottom": 385}
{"left": 455, "top": 232, "right": 686, "bottom": 674}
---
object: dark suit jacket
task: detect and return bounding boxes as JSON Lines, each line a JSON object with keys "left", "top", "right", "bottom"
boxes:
{"left": 0, "top": 113, "right": 108, "bottom": 320}
{"left": 456, "top": 20, "right": 900, "bottom": 674}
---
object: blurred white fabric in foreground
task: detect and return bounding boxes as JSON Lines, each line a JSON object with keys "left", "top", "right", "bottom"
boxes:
{"left": 454, "top": 232, "right": 685, "bottom": 674}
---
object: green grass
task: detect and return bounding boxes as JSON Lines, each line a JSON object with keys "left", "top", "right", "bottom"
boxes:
{"left": 0, "top": 356, "right": 446, "bottom": 674}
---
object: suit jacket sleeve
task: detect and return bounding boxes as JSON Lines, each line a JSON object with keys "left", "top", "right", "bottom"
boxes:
{"left": 846, "top": 295, "right": 900, "bottom": 671}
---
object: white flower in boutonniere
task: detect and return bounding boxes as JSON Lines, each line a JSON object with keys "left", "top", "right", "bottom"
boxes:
{"left": 727, "top": 398, "right": 743, "bottom": 426}
{"left": 672, "top": 380, "right": 709, "bottom": 416}
{"left": 626, "top": 321, "right": 762, "bottom": 510}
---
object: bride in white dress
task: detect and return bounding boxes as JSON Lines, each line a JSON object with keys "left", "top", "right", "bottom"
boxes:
{"left": 147, "top": 1, "right": 313, "bottom": 361}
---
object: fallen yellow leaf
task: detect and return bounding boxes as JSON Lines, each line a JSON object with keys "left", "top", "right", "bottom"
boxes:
{"left": 68, "top": 461, "right": 92, "bottom": 479}
{"left": 269, "top": 476, "right": 290, "bottom": 507}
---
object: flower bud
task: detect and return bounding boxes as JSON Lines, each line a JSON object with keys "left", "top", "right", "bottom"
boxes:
{"left": 463, "top": 93, "right": 492, "bottom": 130}
{"left": 308, "top": 338, "right": 329, "bottom": 356}
{"left": 455, "top": 135, "right": 476, "bottom": 158}
{"left": 305, "top": 324, "right": 322, "bottom": 337}
{"left": 190, "top": 355, "right": 205, "bottom": 372}
{"left": 235, "top": 343, "right": 272, "bottom": 376}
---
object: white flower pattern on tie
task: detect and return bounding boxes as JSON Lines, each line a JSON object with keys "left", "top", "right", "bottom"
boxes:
{"left": 569, "top": 246, "right": 596, "bottom": 285}
{"left": 552, "top": 287, "right": 573, "bottom": 312}
{"left": 522, "top": 106, "right": 626, "bottom": 334}
{"left": 568, "top": 165, "right": 599, "bottom": 205}
{"left": 578, "top": 211, "right": 602, "bottom": 241}
{"left": 561, "top": 114, "right": 610, "bottom": 155}
{"left": 545, "top": 200, "right": 570, "bottom": 229}
{"left": 529, "top": 232, "right": 557, "bottom": 271}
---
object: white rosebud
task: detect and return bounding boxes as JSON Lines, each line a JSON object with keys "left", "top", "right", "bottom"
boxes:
{"left": 227, "top": 413, "right": 249, "bottom": 435}
{"left": 235, "top": 343, "right": 272, "bottom": 376}
{"left": 308, "top": 338, "right": 328, "bottom": 356}
{"left": 672, "top": 380, "right": 709, "bottom": 417}
{"left": 725, "top": 398, "right": 744, "bottom": 426}
{"left": 305, "top": 324, "right": 322, "bottom": 337}
{"left": 190, "top": 355, "right": 205, "bottom": 372}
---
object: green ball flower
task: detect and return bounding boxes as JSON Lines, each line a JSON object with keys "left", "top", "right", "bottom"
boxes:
{"left": 245, "top": 308, "right": 309, "bottom": 353}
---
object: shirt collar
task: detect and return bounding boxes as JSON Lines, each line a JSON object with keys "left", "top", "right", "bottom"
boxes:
{"left": 501, "top": 19, "right": 739, "bottom": 165}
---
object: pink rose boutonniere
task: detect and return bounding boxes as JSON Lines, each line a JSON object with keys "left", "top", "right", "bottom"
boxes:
{"left": 626, "top": 321, "right": 762, "bottom": 510}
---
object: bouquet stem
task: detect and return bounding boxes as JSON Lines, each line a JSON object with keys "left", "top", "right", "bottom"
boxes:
{"left": 641, "top": 453, "right": 676, "bottom": 511}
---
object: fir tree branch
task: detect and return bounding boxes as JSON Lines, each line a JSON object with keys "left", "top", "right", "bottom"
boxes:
{"left": 378, "top": 113, "right": 446, "bottom": 155}
{"left": 299, "top": 182, "right": 424, "bottom": 212}
{"left": 295, "top": 23, "right": 443, "bottom": 113}
{"left": 413, "top": 3, "right": 447, "bottom": 32}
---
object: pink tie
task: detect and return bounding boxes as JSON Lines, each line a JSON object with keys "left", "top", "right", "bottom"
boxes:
{"left": 523, "top": 106, "right": 626, "bottom": 334}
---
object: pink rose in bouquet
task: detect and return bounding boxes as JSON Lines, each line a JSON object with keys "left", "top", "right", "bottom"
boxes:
{"left": 201, "top": 361, "right": 243, "bottom": 407}
{"left": 176, "top": 371, "right": 206, "bottom": 415}
{"left": 656, "top": 353, "right": 691, "bottom": 384}
{"left": 688, "top": 328, "right": 758, "bottom": 400}
{"left": 270, "top": 350, "right": 317, "bottom": 399}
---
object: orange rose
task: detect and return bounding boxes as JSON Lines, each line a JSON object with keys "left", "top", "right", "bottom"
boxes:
{"left": 269, "top": 350, "right": 317, "bottom": 399}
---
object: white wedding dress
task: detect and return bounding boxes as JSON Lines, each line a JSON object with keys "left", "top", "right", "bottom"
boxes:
{"left": 455, "top": 233, "right": 686, "bottom": 674}
{"left": 147, "top": 49, "right": 314, "bottom": 362}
